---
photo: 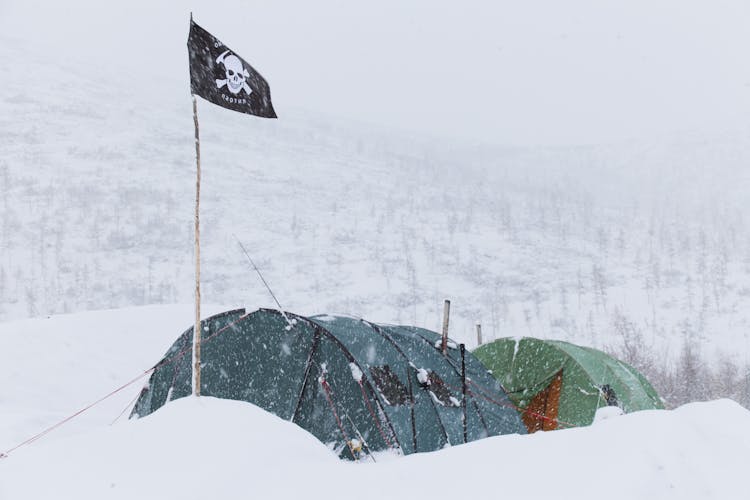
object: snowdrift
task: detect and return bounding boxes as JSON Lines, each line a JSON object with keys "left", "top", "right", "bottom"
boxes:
{"left": 2, "top": 397, "right": 750, "bottom": 500}
{"left": 2, "top": 306, "right": 750, "bottom": 499}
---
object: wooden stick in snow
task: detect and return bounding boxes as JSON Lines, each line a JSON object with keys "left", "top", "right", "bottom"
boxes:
{"left": 441, "top": 299, "right": 451, "bottom": 355}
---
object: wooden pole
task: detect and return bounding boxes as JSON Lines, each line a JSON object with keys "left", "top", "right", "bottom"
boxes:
{"left": 441, "top": 299, "right": 451, "bottom": 355}
{"left": 192, "top": 94, "right": 202, "bottom": 397}
{"left": 476, "top": 322, "right": 483, "bottom": 346}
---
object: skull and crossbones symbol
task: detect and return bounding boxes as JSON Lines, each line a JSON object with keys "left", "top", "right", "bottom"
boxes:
{"left": 215, "top": 50, "right": 252, "bottom": 96}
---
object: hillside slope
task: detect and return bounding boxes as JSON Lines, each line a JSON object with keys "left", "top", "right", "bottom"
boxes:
{"left": 1, "top": 3, "right": 750, "bottom": 407}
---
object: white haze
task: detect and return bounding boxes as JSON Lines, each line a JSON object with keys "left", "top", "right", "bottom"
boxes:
{"left": 2, "top": 0, "right": 750, "bottom": 146}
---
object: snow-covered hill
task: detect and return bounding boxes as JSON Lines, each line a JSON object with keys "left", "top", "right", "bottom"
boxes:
{"left": 1, "top": 1, "right": 750, "bottom": 408}
{"left": 1, "top": 306, "right": 749, "bottom": 500}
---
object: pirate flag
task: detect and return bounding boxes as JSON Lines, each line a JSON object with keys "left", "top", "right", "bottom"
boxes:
{"left": 187, "top": 18, "right": 277, "bottom": 118}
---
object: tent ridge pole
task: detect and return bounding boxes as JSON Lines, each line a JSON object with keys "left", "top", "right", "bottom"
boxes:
{"left": 461, "top": 343, "right": 467, "bottom": 443}
{"left": 291, "top": 328, "right": 320, "bottom": 422}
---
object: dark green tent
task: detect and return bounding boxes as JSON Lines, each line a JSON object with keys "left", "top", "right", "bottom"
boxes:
{"left": 474, "top": 337, "right": 664, "bottom": 432}
{"left": 132, "top": 309, "right": 526, "bottom": 459}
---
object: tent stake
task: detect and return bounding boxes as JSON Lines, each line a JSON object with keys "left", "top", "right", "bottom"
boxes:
{"left": 192, "top": 93, "right": 202, "bottom": 397}
{"left": 441, "top": 299, "right": 451, "bottom": 355}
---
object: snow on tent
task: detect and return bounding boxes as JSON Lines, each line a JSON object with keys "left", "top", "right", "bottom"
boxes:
{"left": 131, "top": 308, "right": 526, "bottom": 459}
{"left": 473, "top": 337, "right": 664, "bottom": 432}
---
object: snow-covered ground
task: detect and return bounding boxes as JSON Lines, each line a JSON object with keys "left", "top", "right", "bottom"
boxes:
{"left": 0, "top": 305, "right": 231, "bottom": 449}
{"left": 1, "top": 306, "right": 749, "bottom": 500}
{"left": 4, "top": 397, "right": 750, "bottom": 500}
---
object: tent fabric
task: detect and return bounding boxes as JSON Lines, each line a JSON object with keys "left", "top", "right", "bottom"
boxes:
{"left": 522, "top": 370, "right": 562, "bottom": 432}
{"left": 132, "top": 309, "right": 526, "bottom": 459}
{"left": 473, "top": 337, "right": 664, "bottom": 431}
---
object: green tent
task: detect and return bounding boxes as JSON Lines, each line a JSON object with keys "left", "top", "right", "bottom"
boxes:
{"left": 473, "top": 337, "right": 664, "bottom": 432}
{"left": 132, "top": 308, "right": 526, "bottom": 459}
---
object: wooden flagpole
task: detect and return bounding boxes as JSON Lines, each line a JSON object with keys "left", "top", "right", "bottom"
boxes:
{"left": 192, "top": 93, "right": 202, "bottom": 397}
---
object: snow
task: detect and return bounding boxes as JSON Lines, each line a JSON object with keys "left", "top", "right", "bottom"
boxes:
{"left": 416, "top": 368, "right": 430, "bottom": 385}
{"left": 512, "top": 337, "right": 521, "bottom": 361}
{"left": 2, "top": 396, "right": 750, "bottom": 500}
{"left": 1, "top": 306, "right": 750, "bottom": 499}
{"left": 594, "top": 405, "right": 625, "bottom": 423}
{"left": 434, "top": 339, "right": 458, "bottom": 350}
{"left": 0, "top": 304, "right": 231, "bottom": 449}
{"left": 427, "top": 391, "right": 443, "bottom": 407}
{"left": 349, "top": 362, "right": 364, "bottom": 382}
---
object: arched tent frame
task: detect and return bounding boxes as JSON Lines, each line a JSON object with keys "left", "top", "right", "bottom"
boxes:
{"left": 132, "top": 309, "right": 526, "bottom": 459}
{"left": 474, "top": 337, "right": 664, "bottom": 431}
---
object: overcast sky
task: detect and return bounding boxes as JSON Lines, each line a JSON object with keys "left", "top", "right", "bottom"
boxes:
{"left": 2, "top": 0, "right": 750, "bottom": 146}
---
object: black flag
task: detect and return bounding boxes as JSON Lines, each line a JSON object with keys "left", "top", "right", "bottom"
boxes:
{"left": 187, "top": 19, "right": 277, "bottom": 118}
